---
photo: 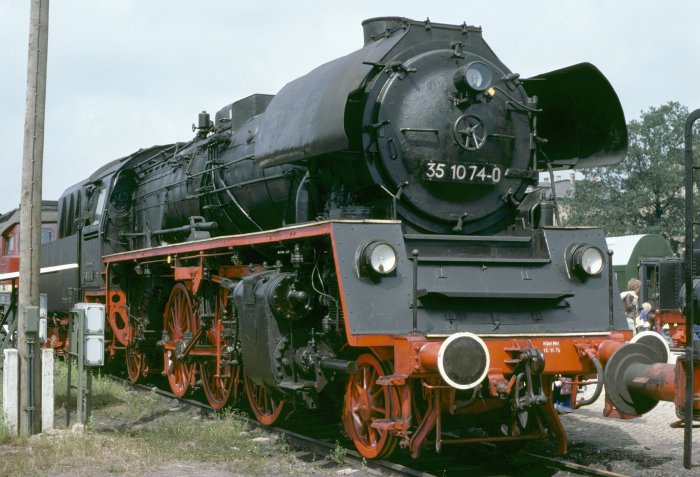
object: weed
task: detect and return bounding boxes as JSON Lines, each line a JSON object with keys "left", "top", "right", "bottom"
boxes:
{"left": 330, "top": 440, "right": 347, "bottom": 465}
{"left": 54, "top": 361, "right": 130, "bottom": 410}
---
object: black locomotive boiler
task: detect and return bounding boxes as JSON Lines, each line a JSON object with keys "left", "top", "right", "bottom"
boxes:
{"left": 39, "top": 17, "right": 698, "bottom": 459}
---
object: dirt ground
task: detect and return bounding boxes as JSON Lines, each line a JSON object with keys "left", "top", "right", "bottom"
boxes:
{"left": 548, "top": 397, "right": 699, "bottom": 476}
{"left": 2, "top": 361, "right": 699, "bottom": 477}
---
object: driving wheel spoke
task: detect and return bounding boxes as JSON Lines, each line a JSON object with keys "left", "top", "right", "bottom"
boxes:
{"left": 163, "top": 283, "right": 194, "bottom": 398}
{"left": 200, "top": 286, "right": 240, "bottom": 409}
{"left": 244, "top": 372, "right": 286, "bottom": 425}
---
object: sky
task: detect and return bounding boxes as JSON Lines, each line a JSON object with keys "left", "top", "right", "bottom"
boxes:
{"left": 0, "top": 1, "right": 698, "bottom": 211}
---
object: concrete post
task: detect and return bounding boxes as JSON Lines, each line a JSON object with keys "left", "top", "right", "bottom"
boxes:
{"left": 3, "top": 349, "right": 19, "bottom": 435}
{"left": 41, "top": 348, "right": 53, "bottom": 432}
{"left": 18, "top": 0, "right": 49, "bottom": 437}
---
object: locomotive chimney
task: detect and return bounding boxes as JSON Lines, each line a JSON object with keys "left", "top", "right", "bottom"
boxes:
{"left": 193, "top": 111, "right": 213, "bottom": 138}
{"left": 198, "top": 111, "right": 211, "bottom": 130}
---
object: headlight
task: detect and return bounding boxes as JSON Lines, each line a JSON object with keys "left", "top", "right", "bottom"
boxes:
{"left": 454, "top": 61, "right": 493, "bottom": 92}
{"left": 569, "top": 244, "right": 605, "bottom": 276}
{"left": 359, "top": 241, "right": 397, "bottom": 276}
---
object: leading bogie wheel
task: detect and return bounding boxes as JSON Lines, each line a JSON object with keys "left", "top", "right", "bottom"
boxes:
{"left": 342, "top": 353, "right": 400, "bottom": 459}
{"left": 487, "top": 408, "right": 536, "bottom": 454}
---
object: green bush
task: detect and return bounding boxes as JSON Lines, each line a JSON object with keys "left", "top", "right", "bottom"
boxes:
{"left": 0, "top": 418, "right": 14, "bottom": 444}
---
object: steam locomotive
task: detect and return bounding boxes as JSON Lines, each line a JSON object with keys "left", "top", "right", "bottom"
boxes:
{"left": 37, "top": 17, "right": 698, "bottom": 459}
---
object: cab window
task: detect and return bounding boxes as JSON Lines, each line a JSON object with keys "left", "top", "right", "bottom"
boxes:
{"left": 41, "top": 227, "right": 54, "bottom": 244}
{"left": 3, "top": 233, "right": 15, "bottom": 255}
{"left": 91, "top": 188, "right": 107, "bottom": 227}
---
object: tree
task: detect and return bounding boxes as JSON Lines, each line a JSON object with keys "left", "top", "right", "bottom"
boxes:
{"left": 564, "top": 102, "right": 692, "bottom": 252}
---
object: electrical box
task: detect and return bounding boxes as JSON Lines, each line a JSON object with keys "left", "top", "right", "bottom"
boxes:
{"left": 23, "top": 305, "right": 40, "bottom": 334}
{"left": 70, "top": 303, "right": 105, "bottom": 367}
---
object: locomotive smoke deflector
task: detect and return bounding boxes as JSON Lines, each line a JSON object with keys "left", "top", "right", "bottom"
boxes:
{"left": 523, "top": 62, "right": 628, "bottom": 170}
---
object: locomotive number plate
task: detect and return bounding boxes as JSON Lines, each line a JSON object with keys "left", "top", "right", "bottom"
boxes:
{"left": 423, "top": 161, "right": 502, "bottom": 184}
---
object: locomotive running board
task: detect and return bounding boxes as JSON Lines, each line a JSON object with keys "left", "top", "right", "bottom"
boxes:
{"left": 103, "top": 219, "right": 400, "bottom": 263}
{"left": 426, "top": 331, "right": 616, "bottom": 338}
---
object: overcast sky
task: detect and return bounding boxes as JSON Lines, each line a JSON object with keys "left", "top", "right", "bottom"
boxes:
{"left": 0, "top": 1, "right": 698, "bottom": 211}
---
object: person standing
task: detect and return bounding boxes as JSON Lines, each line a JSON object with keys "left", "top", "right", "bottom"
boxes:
{"left": 620, "top": 278, "right": 641, "bottom": 332}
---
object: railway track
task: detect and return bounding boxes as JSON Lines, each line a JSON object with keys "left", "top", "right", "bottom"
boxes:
{"left": 102, "top": 375, "right": 635, "bottom": 477}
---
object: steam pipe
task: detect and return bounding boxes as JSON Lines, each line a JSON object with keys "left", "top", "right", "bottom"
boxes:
{"left": 575, "top": 356, "right": 604, "bottom": 408}
{"left": 119, "top": 218, "right": 218, "bottom": 238}
{"left": 320, "top": 357, "right": 358, "bottom": 375}
{"left": 411, "top": 249, "right": 419, "bottom": 333}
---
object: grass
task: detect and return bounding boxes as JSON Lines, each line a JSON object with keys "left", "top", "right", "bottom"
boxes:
{"left": 0, "top": 411, "right": 308, "bottom": 476}
{"left": 0, "top": 361, "right": 334, "bottom": 476}
{"left": 0, "top": 418, "right": 13, "bottom": 445}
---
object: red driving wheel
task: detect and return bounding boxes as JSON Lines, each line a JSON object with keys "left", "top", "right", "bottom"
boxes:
{"left": 162, "top": 283, "right": 196, "bottom": 397}
{"left": 343, "top": 353, "right": 399, "bottom": 459}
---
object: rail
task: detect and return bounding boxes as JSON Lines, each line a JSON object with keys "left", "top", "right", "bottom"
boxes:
{"left": 107, "top": 374, "right": 646, "bottom": 476}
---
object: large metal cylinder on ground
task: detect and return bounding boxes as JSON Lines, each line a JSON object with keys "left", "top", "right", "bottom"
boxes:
{"left": 604, "top": 341, "right": 700, "bottom": 419}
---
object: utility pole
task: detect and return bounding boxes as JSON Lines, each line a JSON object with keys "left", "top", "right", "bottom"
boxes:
{"left": 19, "top": 0, "right": 49, "bottom": 437}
